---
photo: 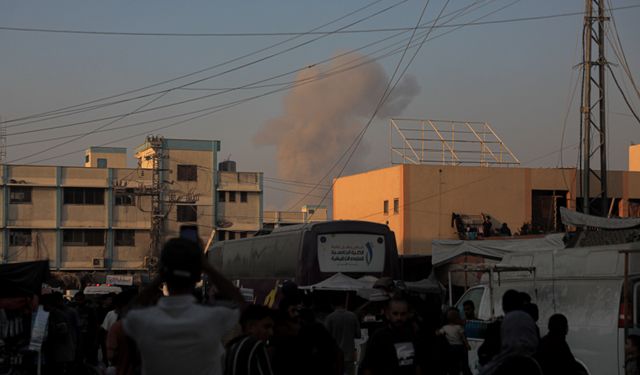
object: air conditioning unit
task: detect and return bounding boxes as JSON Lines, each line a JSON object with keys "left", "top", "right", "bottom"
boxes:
{"left": 92, "top": 258, "right": 105, "bottom": 268}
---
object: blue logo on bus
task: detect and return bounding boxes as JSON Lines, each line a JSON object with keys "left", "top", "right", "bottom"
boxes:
{"left": 365, "top": 242, "right": 374, "bottom": 265}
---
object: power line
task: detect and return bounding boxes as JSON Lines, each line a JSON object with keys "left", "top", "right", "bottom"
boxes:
{"left": 291, "top": 0, "right": 518, "bottom": 213}
{"left": 10, "top": 0, "right": 522, "bottom": 164}
{"left": 293, "top": 0, "right": 454, "bottom": 216}
{"left": 608, "top": 65, "right": 640, "bottom": 126}
{"left": 3, "top": 0, "right": 406, "bottom": 126}
{"left": 5, "top": 0, "right": 488, "bottom": 135}
{"left": 6, "top": 0, "right": 500, "bottom": 154}
{"left": 9, "top": 2, "right": 638, "bottom": 129}
{"left": 1, "top": 4, "right": 638, "bottom": 37}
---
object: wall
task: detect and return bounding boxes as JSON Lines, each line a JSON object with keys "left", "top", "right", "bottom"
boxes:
{"left": 333, "top": 166, "right": 405, "bottom": 252}
{"left": 334, "top": 164, "right": 640, "bottom": 255}
{"left": 630, "top": 145, "right": 640, "bottom": 172}
{"left": 8, "top": 187, "right": 56, "bottom": 228}
{"left": 164, "top": 148, "right": 217, "bottom": 240}
{"left": 84, "top": 148, "right": 127, "bottom": 168}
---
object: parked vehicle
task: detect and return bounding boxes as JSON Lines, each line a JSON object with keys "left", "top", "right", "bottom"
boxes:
{"left": 455, "top": 241, "right": 640, "bottom": 375}
{"left": 206, "top": 220, "right": 399, "bottom": 304}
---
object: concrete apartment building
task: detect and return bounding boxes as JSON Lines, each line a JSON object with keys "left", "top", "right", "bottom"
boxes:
{"left": 0, "top": 138, "right": 263, "bottom": 275}
{"left": 333, "top": 147, "right": 640, "bottom": 255}
{"left": 263, "top": 205, "right": 328, "bottom": 229}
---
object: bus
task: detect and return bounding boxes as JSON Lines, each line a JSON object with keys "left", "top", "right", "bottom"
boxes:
{"left": 206, "top": 220, "right": 399, "bottom": 304}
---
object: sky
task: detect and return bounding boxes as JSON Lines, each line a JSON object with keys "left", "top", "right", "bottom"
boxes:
{"left": 1, "top": 0, "right": 639, "bottom": 210}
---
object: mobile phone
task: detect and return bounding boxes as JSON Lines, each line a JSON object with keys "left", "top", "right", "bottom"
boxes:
{"left": 179, "top": 225, "right": 199, "bottom": 244}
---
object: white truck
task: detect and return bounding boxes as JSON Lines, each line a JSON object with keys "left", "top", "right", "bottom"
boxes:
{"left": 455, "top": 240, "right": 640, "bottom": 375}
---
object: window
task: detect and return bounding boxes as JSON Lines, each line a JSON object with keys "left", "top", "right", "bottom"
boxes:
{"left": 240, "top": 232, "right": 247, "bottom": 239}
{"left": 63, "top": 229, "right": 105, "bottom": 246}
{"left": 177, "top": 205, "right": 198, "bottom": 222}
{"left": 228, "top": 232, "right": 236, "bottom": 240}
{"left": 229, "top": 192, "right": 236, "bottom": 202}
{"left": 240, "top": 192, "right": 248, "bottom": 203}
{"left": 115, "top": 230, "right": 135, "bottom": 246}
{"left": 85, "top": 155, "right": 90, "bottom": 163}
{"left": 115, "top": 189, "right": 135, "bottom": 206}
{"left": 9, "top": 229, "right": 32, "bottom": 246}
{"left": 218, "top": 191, "right": 226, "bottom": 202}
{"left": 177, "top": 165, "right": 197, "bottom": 181}
{"left": 217, "top": 231, "right": 226, "bottom": 241}
{"left": 97, "top": 158, "right": 108, "bottom": 168}
{"left": 63, "top": 188, "right": 104, "bottom": 205}
{"left": 10, "top": 186, "right": 32, "bottom": 204}
{"left": 393, "top": 198, "right": 399, "bottom": 214}
{"left": 383, "top": 200, "right": 389, "bottom": 215}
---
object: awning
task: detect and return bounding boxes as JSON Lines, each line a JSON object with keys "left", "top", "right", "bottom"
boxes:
{"left": 0, "top": 261, "right": 50, "bottom": 298}
{"left": 431, "top": 234, "right": 565, "bottom": 266}
{"left": 560, "top": 207, "right": 640, "bottom": 229}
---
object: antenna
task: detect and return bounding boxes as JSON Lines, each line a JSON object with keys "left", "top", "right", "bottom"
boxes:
{"left": 580, "top": 0, "right": 609, "bottom": 216}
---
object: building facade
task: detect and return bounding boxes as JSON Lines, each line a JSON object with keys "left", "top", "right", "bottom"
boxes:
{"left": 333, "top": 162, "right": 640, "bottom": 255}
{"left": 0, "top": 137, "right": 263, "bottom": 275}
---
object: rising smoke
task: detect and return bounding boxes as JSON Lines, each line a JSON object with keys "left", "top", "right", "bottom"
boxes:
{"left": 254, "top": 52, "right": 420, "bottom": 206}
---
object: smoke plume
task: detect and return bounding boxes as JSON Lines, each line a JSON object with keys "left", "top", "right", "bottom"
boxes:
{"left": 254, "top": 52, "right": 420, "bottom": 205}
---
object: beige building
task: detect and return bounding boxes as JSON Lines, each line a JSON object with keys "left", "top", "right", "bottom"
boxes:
{"left": 333, "top": 156, "right": 640, "bottom": 255}
{"left": 0, "top": 138, "right": 263, "bottom": 274}
{"left": 263, "top": 205, "right": 328, "bottom": 229}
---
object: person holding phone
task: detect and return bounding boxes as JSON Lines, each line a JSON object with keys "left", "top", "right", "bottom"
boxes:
{"left": 123, "top": 237, "right": 244, "bottom": 375}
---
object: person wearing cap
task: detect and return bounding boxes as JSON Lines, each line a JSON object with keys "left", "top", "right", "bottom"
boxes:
{"left": 123, "top": 238, "right": 244, "bottom": 375}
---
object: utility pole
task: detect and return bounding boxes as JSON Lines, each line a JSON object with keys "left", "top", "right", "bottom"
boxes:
{"left": 148, "top": 136, "right": 165, "bottom": 273}
{"left": 0, "top": 117, "right": 6, "bottom": 164}
{"left": 132, "top": 135, "right": 200, "bottom": 275}
{"left": 580, "top": 0, "right": 608, "bottom": 216}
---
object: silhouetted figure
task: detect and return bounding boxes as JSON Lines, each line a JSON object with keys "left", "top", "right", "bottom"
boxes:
{"left": 225, "top": 304, "right": 274, "bottom": 375}
{"left": 479, "top": 290, "right": 539, "bottom": 375}
{"left": 437, "top": 308, "right": 471, "bottom": 375}
{"left": 124, "top": 238, "right": 244, "bottom": 375}
{"left": 463, "top": 300, "right": 476, "bottom": 320}
{"left": 536, "top": 314, "right": 581, "bottom": 375}
{"left": 482, "top": 216, "right": 493, "bottom": 237}
{"left": 325, "top": 293, "right": 360, "bottom": 375}
{"left": 499, "top": 223, "right": 512, "bottom": 236}
{"left": 361, "top": 297, "right": 421, "bottom": 375}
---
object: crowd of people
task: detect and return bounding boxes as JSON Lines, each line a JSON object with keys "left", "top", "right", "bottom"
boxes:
{"left": 35, "top": 237, "right": 638, "bottom": 375}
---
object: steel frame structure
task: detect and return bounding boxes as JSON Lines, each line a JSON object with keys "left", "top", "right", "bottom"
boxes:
{"left": 389, "top": 118, "right": 520, "bottom": 167}
{"left": 580, "top": 0, "right": 608, "bottom": 216}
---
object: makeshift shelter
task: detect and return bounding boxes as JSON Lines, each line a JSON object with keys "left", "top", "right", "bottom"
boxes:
{"left": 403, "top": 272, "right": 444, "bottom": 294}
{"left": 300, "top": 273, "right": 370, "bottom": 291}
{"left": 431, "top": 233, "right": 565, "bottom": 267}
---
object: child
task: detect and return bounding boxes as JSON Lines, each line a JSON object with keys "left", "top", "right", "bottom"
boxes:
{"left": 437, "top": 308, "right": 472, "bottom": 375}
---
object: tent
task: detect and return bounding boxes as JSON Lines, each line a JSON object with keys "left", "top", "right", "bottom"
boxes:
{"left": 431, "top": 234, "right": 565, "bottom": 267}
{"left": 0, "top": 260, "right": 50, "bottom": 298}
{"left": 300, "top": 273, "right": 370, "bottom": 291}
{"left": 560, "top": 206, "right": 640, "bottom": 229}
{"left": 300, "top": 273, "right": 388, "bottom": 301}
{"left": 403, "top": 272, "right": 444, "bottom": 294}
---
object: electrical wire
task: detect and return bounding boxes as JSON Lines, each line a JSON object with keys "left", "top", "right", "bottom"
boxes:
{"left": 3, "top": 0, "right": 407, "bottom": 127}
{"left": 1, "top": 4, "right": 639, "bottom": 38}
{"left": 8, "top": 0, "right": 636, "bottom": 128}
{"left": 295, "top": 0, "right": 454, "bottom": 218}
{"left": 7, "top": 0, "right": 503, "bottom": 159}
{"left": 608, "top": 65, "right": 640, "bottom": 126}
{"left": 6, "top": 0, "right": 484, "bottom": 134}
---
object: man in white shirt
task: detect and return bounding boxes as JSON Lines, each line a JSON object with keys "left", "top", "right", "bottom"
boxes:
{"left": 124, "top": 238, "right": 244, "bottom": 375}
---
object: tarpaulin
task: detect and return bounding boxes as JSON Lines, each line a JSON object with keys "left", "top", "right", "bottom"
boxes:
{"left": 431, "top": 234, "right": 565, "bottom": 266}
{"left": 0, "top": 261, "right": 50, "bottom": 298}
{"left": 560, "top": 206, "right": 640, "bottom": 229}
